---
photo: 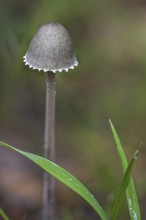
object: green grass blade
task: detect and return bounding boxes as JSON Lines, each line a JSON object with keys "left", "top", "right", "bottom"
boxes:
{"left": 0, "top": 208, "right": 10, "bottom": 220}
{"left": 109, "top": 119, "right": 141, "bottom": 220}
{"left": 0, "top": 141, "right": 109, "bottom": 220}
{"left": 111, "top": 150, "right": 139, "bottom": 220}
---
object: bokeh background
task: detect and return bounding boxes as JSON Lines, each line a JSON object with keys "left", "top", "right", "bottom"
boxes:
{"left": 0, "top": 0, "right": 146, "bottom": 219}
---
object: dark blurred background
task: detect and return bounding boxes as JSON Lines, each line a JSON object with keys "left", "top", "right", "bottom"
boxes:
{"left": 0, "top": 0, "right": 146, "bottom": 219}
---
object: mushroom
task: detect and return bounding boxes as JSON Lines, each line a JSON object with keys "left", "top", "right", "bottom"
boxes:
{"left": 23, "top": 21, "right": 78, "bottom": 220}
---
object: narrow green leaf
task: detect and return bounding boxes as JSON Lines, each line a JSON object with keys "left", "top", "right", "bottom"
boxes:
{"left": 109, "top": 119, "right": 141, "bottom": 220}
{"left": 0, "top": 141, "right": 109, "bottom": 220}
{"left": 0, "top": 208, "right": 10, "bottom": 220}
{"left": 111, "top": 150, "right": 138, "bottom": 220}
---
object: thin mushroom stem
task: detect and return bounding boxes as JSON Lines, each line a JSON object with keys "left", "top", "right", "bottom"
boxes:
{"left": 43, "top": 71, "right": 56, "bottom": 220}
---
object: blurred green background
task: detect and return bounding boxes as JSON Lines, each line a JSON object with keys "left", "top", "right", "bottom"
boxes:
{"left": 0, "top": 0, "right": 146, "bottom": 219}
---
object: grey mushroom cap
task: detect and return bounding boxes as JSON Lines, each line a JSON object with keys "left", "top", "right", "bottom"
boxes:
{"left": 23, "top": 22, "right": 78, "bottom": 73}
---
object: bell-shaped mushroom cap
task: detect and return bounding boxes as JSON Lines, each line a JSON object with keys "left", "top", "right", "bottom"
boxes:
{"left": 23, "top": 22, "right": 78, "bottom": 73}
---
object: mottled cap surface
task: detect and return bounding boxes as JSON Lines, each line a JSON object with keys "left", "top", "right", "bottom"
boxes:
{"left": 24, "top": 22, "right": 78, "bottom": 73}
